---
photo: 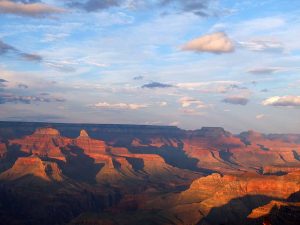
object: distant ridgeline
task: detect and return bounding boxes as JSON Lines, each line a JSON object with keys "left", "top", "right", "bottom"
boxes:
{"left": 0, "top": 121, "right": 183, "bottom": 140}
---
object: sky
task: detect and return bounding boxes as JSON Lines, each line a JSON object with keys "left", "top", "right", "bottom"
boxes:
{"left": 0, "top": 0, "right": 300, "bottom": 133}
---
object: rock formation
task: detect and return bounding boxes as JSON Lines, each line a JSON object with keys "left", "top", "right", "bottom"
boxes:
{"left": 72, "top": 129, "right": 107, "bottom": 157}
{"left": 9, "top": 127, "right": 71, "bottom": 160}
{"left": 141, "top": 172, "right": 300, "bottom": 225}
{"left": 0, "top": 156, "right": 63, "bottom": 182}
{"left": 0, "top": 122, "right": 299, "bottom": 225}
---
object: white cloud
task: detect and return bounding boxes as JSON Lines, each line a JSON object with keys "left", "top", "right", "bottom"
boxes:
{"left": 179, "top": 97, "right": 207, "bottom": 108}
{"left": 42, "top": 33, "right": 69, "bottom": 43}
{"left": 177, "top": 81, "right": 242, "bottom": 93}
{"left": 262, "top": 96, "right": 300, "bottom": 107}
{"left": 159, "top": 101, "right": 168, "bottom": 106}
{"left": 239, "top": 40, "right": 284, "bottom": 53}
{"left": 182, "top": 32, "right": 234, "bottom": 53}
{"left": 256, "top": 114, "right": 265, "bottom": 120}
{"left": 93, "top": 102, "right": 148, "bottom": 110}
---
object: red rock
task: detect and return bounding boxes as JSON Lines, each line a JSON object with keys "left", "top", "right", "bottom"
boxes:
{"left": 9, "top": 127, "right": 71, "bottom": 160}
{"left": 72, "top": 129, "right": 106, "bottom": 157}
{"left": 0, "top": 142, "right": 7, "bottom": 157}
{"left": 0, "top": 156, "right": 63, "bottom": 182}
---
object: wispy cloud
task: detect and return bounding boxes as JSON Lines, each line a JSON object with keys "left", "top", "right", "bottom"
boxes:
{"left": 238, "top": 40, "right": 284, "bottom": 53}
{"left": 0, "top": 93, "right": 65, "bottom": 104}
{"left": 66, "top": 0, "right": 220, "bottom": 17}
{"left": 179, "top": 96, "right": 207, "bottom": 108}
{"left": 133, "top": 75, "right": 144, "bottom": 80}
{"left": 92, "top": 102, "right": 148, "bottom": 110}
{"left": 0, "top": 78, "right": 7, "bottom": 88}
{"left": 0, "top": 39, "right": 42, "bottom": 62}
{"left": 222, "top": 96, "right": 249, "bottom": 105}
{"left": 158, "top": 101, "right": 167, "bottom": 106}
{"left": 247, "top": 67, "right": 283, "bottom": 75}
{"left": 0, "top": 0, "right": 65, "bottom": 17}
{"left": 262, "top": 96, "right": 300, "bottom": 107}
{"left": 182, "top": 32, "right": 234, "bottom": 53}
{"left": 18, "top": 83, "right": 28, "bottom": 89}
{"left": 256, "top": 114, "right": 265, "bottom": 120}
{"left": 142, "top": 82, "right": 173, "bottom": 89}
{"left": 65, "top": 0, "right": 121, "bottom": 12}
{"left": 177, "top": 81, "right": 244, "bottom": 93}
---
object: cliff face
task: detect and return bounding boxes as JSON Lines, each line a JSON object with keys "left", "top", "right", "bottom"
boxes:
{"left": 9, "top": 127, "right": 71, "bottom": 160}
{"left": 0, "top": 156, "right": 63, "bottom": 182}
{"left": 141, "top": 172, "right": 300, "bottom": 225}
{"left": 182, "top": 128, "right": 300, "bottom": 174}
{"left": 72, "top": 130, "right": 107, "bottom": 157}
{"left": 0, "top": 122, "right": 299, "bottom": 225}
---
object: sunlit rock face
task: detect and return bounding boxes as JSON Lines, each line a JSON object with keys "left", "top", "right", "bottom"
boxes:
{"left": 0, "top": 122, "right": 299, "bottom": 225}
{"left": 72, "top": 129, "right": 107, "bottom": 157}
{"left": 34, "top": 128, "right": 61, "bottom": 136}
{"left": 0, "top": 156, "right": 63, "bottom": 182}
{"left": 142, "top": 172, "right": 300, "bottom": 225}
{"left": 9, "top": 127, "right": 71, "bottom": 160}
{"left": 181, "top": 128, "right": 300, "bottom": 174}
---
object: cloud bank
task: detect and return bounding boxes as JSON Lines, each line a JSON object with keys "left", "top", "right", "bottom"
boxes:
{"left": 0, "top": 93, "right": 65, "bottom": 104}
{"left": 93, "top": 102, "right": 148, "bottom": 110}
{"left": 0, "top": 0, "right": 65, "bottom": 17}
{"left": 262, "top": 96, "right": 300, "bottom": 107}
{"left": 66, "top": 0, "right": 216, "bottom": 16}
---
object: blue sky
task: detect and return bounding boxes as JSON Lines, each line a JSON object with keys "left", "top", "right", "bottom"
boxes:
{"left": 0, "top": 0, "right": 300, "bottom": 133}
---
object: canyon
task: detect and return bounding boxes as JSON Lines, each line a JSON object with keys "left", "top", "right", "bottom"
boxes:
{"left": 0, "top": 121, "right": 299, "bottom": 225}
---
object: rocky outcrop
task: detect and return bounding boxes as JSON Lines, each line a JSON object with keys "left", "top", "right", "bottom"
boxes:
{"left": 262, "top": 165, "right": 300, "bottom": 175}
{"left": 131, "top": 137, "right": 181, "bottom": 148}
{"left": 248, "top": 200, "right": 300, "bottom": 225}
{"left": 143, "top": 172, "right": 300, "bottom": 225}
{"left": 96, "top": 147, "right": 197, "bottom": 187}
{"left": 9, "top": 127, "right": 71, "bottom": 160}
{"left": 72, "top": 129, "right": 106, "bottom": 157}
{"left": 182, "top": 128, "right": 300, "bottom": 173}
{"left": 0, "top": 156, "right": 63, "bottom": 182}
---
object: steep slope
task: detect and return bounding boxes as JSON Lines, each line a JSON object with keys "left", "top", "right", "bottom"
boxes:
{"left": 0, "top": 156, "right": 63, "bottom": 182}
{"left": 96, "top": 146, "right": 198, "bottom": 188}
{"left": 248, "top": 200, "right": 300, "bottom": 225}
{"left": 72, "top": 130, "right": 107, "bottom": 156}
{"left": 182, "top": 128, "right": 300, "bottom": 173}
{"left": 141, "top": 172, "right": 300, "bottom": 225}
